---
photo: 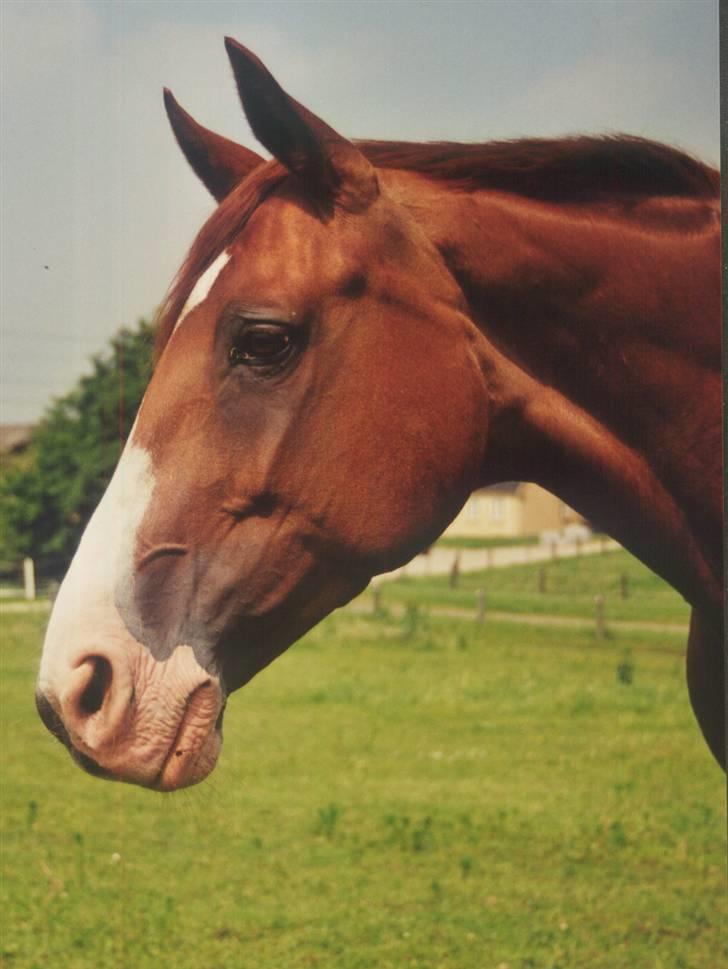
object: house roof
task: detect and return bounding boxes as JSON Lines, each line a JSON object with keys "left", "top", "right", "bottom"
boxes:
{"left": 0, "top": 423, "right": 34, "bottom": 454}
{"left": 477, "top": 482, "right": 523, "bottom": 496}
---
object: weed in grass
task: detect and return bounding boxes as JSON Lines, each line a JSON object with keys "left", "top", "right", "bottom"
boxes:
{"left": 384, "top": 813, "right": 411, "bottom": 848}
{"left": 396, "top": 603, "right": 440, "bottom": 650}
{"left": 159, "top": 896, "right": 176, "bottom": 933}
{"left": 460, "top": 856, "right": 474, "bottom": 878}
{"left": 697, "top": 803, "right": 714, "bottom": 825}
{"left": 73, "top": 831, "right": 85, "bottom": 886}
{"left": 570, "top": 691, "right": 596, "bottom": 715}
{"left": 370, "top": 591, "right": 390, "bottom": 621}
{"left": 411, "top": 815, "right": 433, "bottom": 851}
{"left": 608, "top": 820, "right": 628, "bottom": 848}
{"left": 26, "top": 799, "right": 38, "bottom": 829}
{"left": 400, "top": 603, "right": 420, "bottom": 640}
{"left": 459, "top": 812, "right": 474, "bottom": 833}
{"left": 613, "top": 780, "right": 635, "bottom": 797}
{"left": 314, "top": 803, "right": 341, "bottom": 839}
{"left": 384, "top": 814, "right": 434, "bottom": 852}
{"left": 617, "top": 651, "right": 634, "bottom": 685}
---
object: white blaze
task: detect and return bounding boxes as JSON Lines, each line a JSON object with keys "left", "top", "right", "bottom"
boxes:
{"left": 41, "top": 246, "right": 232, "bottom": 690}
{"left": 174, "top": 250, "right": 231, "bottom": 332}
{"left": 38, "top": 439, "right": 155, "bottom": 691}
{"left": 35, "top": 246, "right": 234, "bottom": 788}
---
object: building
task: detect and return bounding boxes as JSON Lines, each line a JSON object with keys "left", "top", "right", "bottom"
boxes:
{"left": 444, "top": 482, "right": 586, "bottom": 540}
{"left": 0, "top": 423, "right": 34, "bottom": 456}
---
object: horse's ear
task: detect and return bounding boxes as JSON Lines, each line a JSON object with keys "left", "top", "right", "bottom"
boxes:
{"left": 163, "top": 89, "right": 264, "bottom": 202}
{"left": 224, "top": 38, "right": 378, "bottom": 213}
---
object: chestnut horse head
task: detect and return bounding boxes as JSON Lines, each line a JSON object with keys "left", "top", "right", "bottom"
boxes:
{"left": 36, "top": 40, "right": 723, "bottom": 789}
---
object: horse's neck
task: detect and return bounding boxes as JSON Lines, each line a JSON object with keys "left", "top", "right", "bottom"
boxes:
{"left": 402, "top": 177, "right": 722, "bottom": 617}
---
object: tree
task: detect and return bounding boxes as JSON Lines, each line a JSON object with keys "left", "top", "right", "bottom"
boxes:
{"left": 0, "top": 319, "right": 155, "bottom": 576}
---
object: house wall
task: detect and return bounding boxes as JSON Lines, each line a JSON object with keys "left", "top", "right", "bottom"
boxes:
{"left": 519, "top": 483, "right": 574, "bottom": 534}
{"left": 443, "top": 484, "right": 586, "bottom": 539}
{"left": 444, "top": 492, "right": 521, "bottom": 538}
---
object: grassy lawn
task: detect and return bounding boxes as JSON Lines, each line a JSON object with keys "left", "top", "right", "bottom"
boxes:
{"left": 363, "top": 550, "right": 692, "bottom": 625}
{"left": 1, "top": 567, "right": 724, "bottom": 968}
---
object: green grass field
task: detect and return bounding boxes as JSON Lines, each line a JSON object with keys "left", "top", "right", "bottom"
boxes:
{"left": 364, "top": 550, "right": 692, "bottom": 625}
{"left": 1, "top": 552, "right": 725, "bottom": 969}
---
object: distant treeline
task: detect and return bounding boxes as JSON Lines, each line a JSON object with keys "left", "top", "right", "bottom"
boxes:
{"left": 0, "top": 319, "right": 154, "bottom": 575}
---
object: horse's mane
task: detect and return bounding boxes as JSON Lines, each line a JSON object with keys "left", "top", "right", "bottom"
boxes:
{"left": 358, "top": 134, "right": 719, "bottom": 202}
{"left": 156, "top": 135, "right": 717, "bottom": 356}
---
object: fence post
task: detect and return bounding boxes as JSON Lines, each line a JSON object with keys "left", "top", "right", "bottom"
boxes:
{"left": 372, "top": 586, "right": 382, "bottom": 615}
{"left": 550, "top": 541, "right": 557, "bottom": 560}
{"left": 449, "top": 553, "right": 460, "bottom": 589}
{"left": 23, "top": 558, "right": 36, "bottom": 601}
{"left": 538, "top": 567, "right": 547, "bottom": 593}
{"left": 594, "top": 594, "right": 605, "bottom": 641}
{"left": 476, "top": 588, "right": 486, "bottom": 624}
{"left": 575, "top": 537, "right": 581, "bottom": 557}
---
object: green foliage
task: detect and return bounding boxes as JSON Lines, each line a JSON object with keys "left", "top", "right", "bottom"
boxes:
{"left": 0, "top": 320, "right": 154, "bottom": 572}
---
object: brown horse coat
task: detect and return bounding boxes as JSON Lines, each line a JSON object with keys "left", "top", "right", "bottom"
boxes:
{"left": 36, "top": 40, "right": 723, "bottom": 789}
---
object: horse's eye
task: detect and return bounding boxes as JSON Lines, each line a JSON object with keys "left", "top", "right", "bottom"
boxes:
{"left": 229, "top": 324, "right": 293, "bottom": 368}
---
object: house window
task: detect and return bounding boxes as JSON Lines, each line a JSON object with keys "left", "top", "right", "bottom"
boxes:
{"left": 489, "top": 497, "right": 505, "bottom": 522}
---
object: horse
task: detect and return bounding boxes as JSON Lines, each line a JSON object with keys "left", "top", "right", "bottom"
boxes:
{"left": 35, "top": 39, "right": 723, "bottom": 790}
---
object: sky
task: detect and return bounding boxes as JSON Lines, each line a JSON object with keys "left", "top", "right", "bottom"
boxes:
{"left": 0, "top": 0, "right": 720, "bottom": 424}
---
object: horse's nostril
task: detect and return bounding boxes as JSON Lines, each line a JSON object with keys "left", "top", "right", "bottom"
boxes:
{"left": 36, "top": 687, "right": 112, "bottom": 778}
{"left": 36, "top": 690, "right": 72, "bottom": 749}
{"left": 79, "top": 656, "right": 113, "bottom": 716}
